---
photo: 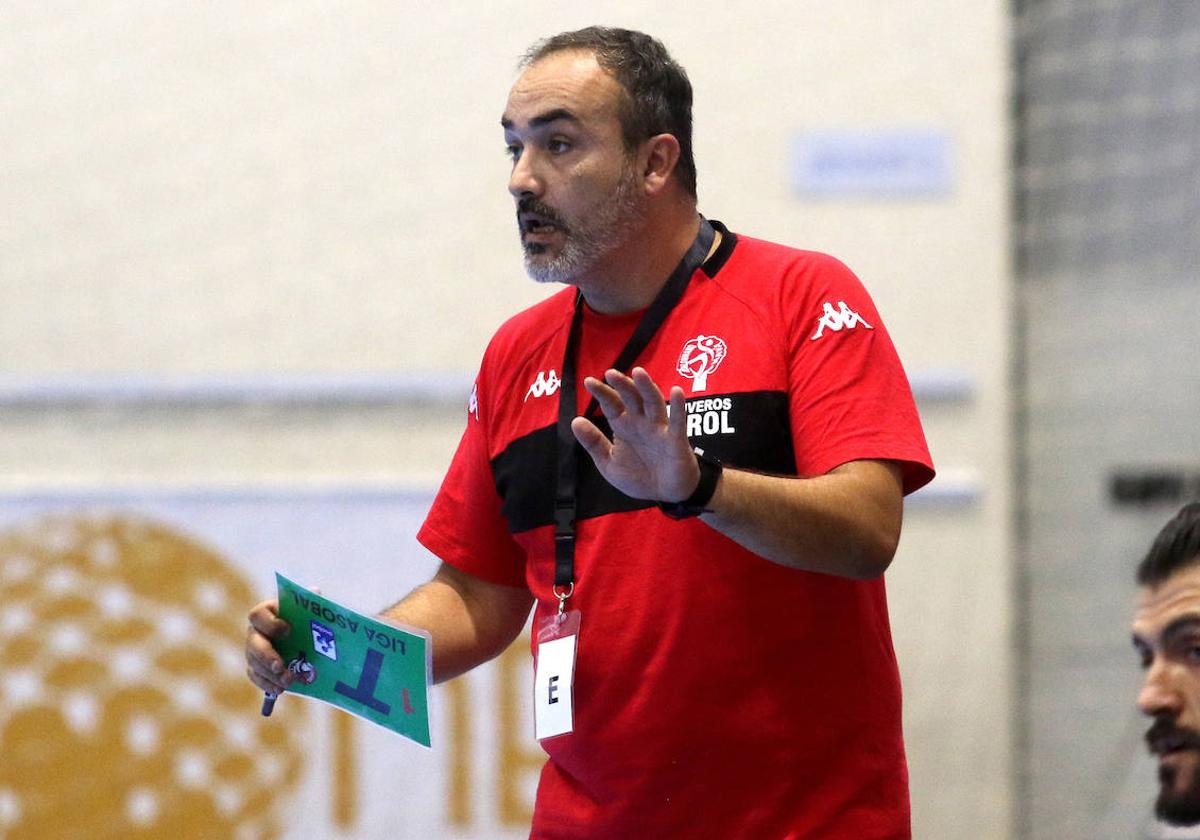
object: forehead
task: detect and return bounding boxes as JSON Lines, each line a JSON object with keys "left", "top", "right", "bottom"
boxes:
{"left": 503, "top": 50, "right": 624, "bottom": 129}
{"left": 1134, "top": 564, "right": 1200, "bottom": 639}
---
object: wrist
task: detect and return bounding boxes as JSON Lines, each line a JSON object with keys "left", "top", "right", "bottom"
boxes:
{"left": 658, "top": 450, "right": 723, "bottom": 520}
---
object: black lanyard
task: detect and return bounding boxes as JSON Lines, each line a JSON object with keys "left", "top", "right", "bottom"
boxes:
{"left": 552, "top": 218, "right": 716, "bottom": 604}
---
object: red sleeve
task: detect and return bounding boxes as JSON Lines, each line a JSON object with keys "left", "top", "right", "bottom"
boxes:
{"left": 416, "top": 376, "right": 529, "bottom": 588}
{"left": 784, "top": 254, "right": 935, "bottom": 495}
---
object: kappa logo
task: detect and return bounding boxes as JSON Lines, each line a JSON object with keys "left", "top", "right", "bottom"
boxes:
{"left": 676, "top": 335, "right": 728, "bottom": 393}
{"left": 525, "top": 369, "right": 561, "bottom": 401}
{"left": 810, "top": 301, "right": 874, "bottom": 341}
{"left": 468, "top": 382, "right": 479, "bottom": 420}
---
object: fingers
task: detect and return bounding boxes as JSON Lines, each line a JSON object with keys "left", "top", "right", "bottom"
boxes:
{"left": 603, "top": 369, "right": 646, "bottom": 416}
{"left": 584, "top": 368, "right": 667, "bottom": 423}
{"left": 246, "top": 630, "right": 292, "bottom": 695}
{"left": 571, "top": 416, "right": 612, "bottom": 463}
{"left": 249, "top": 598, "right": 290, "bottom": 640}
{"left": 630, "top": 368, "right": 668, "bottom": 424}
{"left": 667, "top": 385, "right": 688, "bottom": 436}
{"left": 583, "top": 374, "right": 627, "bottom": 419}
{"left": 246, "top": 599, "right": 292, "bottom": 695}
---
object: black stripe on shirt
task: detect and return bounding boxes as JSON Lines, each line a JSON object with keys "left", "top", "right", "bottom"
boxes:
{"left": 492, "top": 389, "right": 795, "bottom": 535}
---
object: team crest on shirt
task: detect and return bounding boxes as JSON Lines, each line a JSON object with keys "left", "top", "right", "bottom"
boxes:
{"left": 676, "top": 335, "right": 727, "bottom": 393}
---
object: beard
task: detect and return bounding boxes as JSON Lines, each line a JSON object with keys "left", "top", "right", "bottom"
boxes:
{"left": 1148, "top": 719, "right": 1200, "bottom": 825}
{"left": 1157, "top": 762, "right": 1200, "bottom": 825}
{"left": 518, "top": 162, "right": 645, "bottom": 285}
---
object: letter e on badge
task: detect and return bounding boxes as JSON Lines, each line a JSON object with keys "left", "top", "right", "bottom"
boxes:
{"left": 534, "top": 631, "right": 577, "bottom": 740}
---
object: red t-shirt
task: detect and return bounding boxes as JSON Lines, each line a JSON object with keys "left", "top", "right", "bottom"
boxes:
{"left": 419, "top": 222, "right": 934, "bottom": 839}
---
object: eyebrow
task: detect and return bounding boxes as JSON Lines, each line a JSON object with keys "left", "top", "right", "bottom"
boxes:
{"left": 500, "top": 108, "right": 581, "bottom": 132}
{"left": 1164, "top": 614, "right": 1200, "bottom": 643}
{"left": 1136, "top": 613, "right": 1200, "bottom": 648}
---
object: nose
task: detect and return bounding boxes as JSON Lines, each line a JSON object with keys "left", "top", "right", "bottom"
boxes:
{"left": 1139, "top": 659, "right": 1184, "bottom": 719}
{"left": 508, "top": 148, "right": 542, "bottom": 200}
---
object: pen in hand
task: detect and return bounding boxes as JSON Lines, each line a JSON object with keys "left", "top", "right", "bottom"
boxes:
{"left": 261, "top": 691, "right": 278, "bottom": 716}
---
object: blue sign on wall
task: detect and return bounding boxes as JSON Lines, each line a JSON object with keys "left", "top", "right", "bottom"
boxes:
{"left": 791, "top": 130, "right": 954, "bottom": 198}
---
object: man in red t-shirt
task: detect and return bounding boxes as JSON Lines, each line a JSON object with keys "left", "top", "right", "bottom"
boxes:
{"left": 247, "top": 26, "right": 933, "bottom": 839}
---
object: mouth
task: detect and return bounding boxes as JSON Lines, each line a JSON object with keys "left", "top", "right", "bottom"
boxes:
{"left": 517, "top": 197, "right": 568, "bottom": 246}
{"left": 520, "top": 213, "right": 562, "bottom": 243}
{"left": 524, "top": 222, "right": 559, "bottom": 244}
{"left": 1148, "top": 724, "right": 1200, "bottom": 759}
{"left": 1155, "top": 743, "right": 1197, "bottom": 765}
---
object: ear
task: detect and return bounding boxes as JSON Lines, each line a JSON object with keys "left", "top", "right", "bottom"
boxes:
{"left": 638, "top": 133, "right": 682, "bottom": 196}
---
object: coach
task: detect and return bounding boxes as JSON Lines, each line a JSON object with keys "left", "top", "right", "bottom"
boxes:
{"left": 248, "top": 26, "right": 934, "bottom": 839}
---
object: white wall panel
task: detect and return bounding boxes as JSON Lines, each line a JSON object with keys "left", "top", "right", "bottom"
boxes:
{"left": 0, "top": 3, "right": 1013, "bottom": 837}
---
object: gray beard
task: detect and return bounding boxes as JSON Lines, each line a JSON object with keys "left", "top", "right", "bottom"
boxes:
{"left": 522, "top": 171, "right": 644, "bottom": 285}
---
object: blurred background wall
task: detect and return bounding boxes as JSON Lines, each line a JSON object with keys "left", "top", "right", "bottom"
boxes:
{"left": 0, "top": 0, "right": 1190, "bottom": 837}
{"left": 1015, "top": 2, "right": 1200, "bottom": 839}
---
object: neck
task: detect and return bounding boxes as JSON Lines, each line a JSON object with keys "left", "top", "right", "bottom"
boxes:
{"left": 576, "top": 203, "right": 708, "bottom": 315}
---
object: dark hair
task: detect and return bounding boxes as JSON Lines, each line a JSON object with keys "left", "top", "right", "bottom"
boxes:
{"left": 1136, "top": 502, "right": 1200, "bottom": 586}
{"left": 522, "top": 26, "right": 697, "bottom": 200}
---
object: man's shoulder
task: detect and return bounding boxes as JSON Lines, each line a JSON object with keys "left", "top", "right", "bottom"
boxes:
{"left": 704, "top": 227, "right": 878, "bottom": 340}
{"left": 713, "top": 227, "right": 864, "bottom": 304}
{"left": 723, "top": 227, "right": 853, "bottom": 277}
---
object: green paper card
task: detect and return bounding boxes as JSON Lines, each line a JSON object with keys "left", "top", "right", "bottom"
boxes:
{"left": 271, "top": 573, "right": 432, "bottom": 748}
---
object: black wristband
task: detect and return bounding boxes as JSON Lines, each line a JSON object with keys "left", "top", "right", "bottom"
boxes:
{"left": 658, "top": 451, "right": 723, "bottom": 520}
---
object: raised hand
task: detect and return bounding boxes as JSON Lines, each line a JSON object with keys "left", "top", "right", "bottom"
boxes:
{"left": 570, "top": 367, "right": 700, "bottom": 503}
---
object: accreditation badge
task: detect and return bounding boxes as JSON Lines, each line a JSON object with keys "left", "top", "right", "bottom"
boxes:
{"left": 533, "top": 608, "right": 580, "bottom": 741}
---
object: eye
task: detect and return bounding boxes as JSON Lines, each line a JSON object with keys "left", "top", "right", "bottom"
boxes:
{"left": 1162, "top": 634, "right": 1200, "bottom": 667}
{"left": 1174, "top": 635, "right": 1200, "bottom": 663}
{"left": 547, "top": 138, "right": 571, "bottom": 154}
{"left": 505, "top": 143, "right": 522, "bottom": 162}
